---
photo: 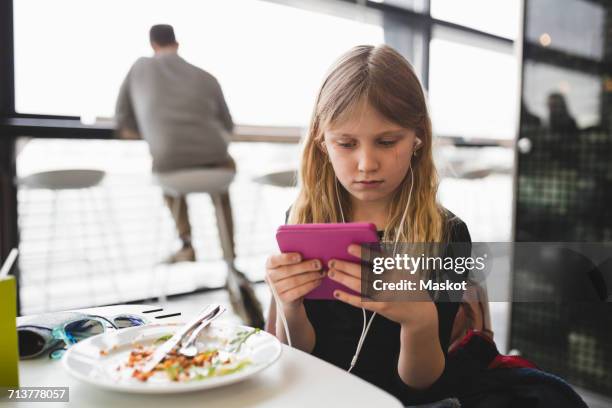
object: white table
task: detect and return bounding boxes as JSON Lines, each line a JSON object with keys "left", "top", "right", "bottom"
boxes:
{"left": 9, "top": 305, "right": 404, "bottom": 408}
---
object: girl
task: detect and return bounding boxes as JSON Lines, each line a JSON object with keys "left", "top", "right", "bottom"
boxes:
{"left": 265, "top": 44, "right": 587, "bottom": 408}
{"left": 265, "top": 44, "right": 468, "bottom": 405}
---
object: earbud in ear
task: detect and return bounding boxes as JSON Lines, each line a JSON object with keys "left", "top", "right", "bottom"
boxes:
{"left": 412, "top": 137, "right": 422, "bottom": 157}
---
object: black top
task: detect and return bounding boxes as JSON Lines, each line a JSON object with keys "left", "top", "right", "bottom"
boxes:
{"left": 300, "top": 214, "right": 471, "bottom": 406}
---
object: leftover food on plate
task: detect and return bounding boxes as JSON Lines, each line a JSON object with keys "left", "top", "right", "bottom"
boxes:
{"left": 104, "top": 328, "right": 260, "bottom": 383}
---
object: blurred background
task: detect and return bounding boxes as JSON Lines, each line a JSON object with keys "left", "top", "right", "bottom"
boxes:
{"left": 0, "top": 0, "right": 610, "bottom": 405}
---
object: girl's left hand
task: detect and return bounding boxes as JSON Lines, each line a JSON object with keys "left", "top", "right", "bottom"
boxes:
{"left": 328, "top": 244, "right": 437, "bottom": 329}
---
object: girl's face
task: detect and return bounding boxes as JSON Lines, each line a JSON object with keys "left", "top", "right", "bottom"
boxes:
{"left": 323, "top": 100, "right": 419, "bottom": 208}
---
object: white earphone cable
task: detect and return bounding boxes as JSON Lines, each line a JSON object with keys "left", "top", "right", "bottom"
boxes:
{"left": 394, "top": 166, "right": 414, "bottom": 257}
{"left": 336, "top": 177, "right": 374, "bottom": 372}
{"left": 348, "top": 162, "right": 414, "bottom": 373}
{"left": 273, "top": 155, "right": 415, "bottom": 366}
{"left": 334, "top": 177, "right": 346, "bottom": 223}
{"left": 268, "top": 275, "right": 292, "bottom": 347}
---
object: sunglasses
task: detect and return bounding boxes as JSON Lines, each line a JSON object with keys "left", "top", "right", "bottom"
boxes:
{"left": 49, "top": 314, "right": 147, "bottom": 359}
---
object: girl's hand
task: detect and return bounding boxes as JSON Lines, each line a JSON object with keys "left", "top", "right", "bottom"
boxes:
{"left": 328, "top": 244, "right": 437, "bottom": 329}
{"left": 265, "top": 253, "right": 325, "bottom": 310}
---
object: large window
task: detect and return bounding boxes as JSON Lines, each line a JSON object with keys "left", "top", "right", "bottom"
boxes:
{"left": 430, "top": 0, "right": 521, "bottom": 40}
{"left": 523, "top": 62, "right": 601, "bottom": 130}
{"left": 525, "top": 0, "right": 605, "bottom": 61}
{"left": 13, "top": 0, "right": 523, "bottom": 137}
{"left": 14, "top": 0, "right": 384, "bottom": 126}
{"left": 6, "top": 0, "right": 521, "bottom": 314}
{"left": 428, "top": 27, "right": 519, "bottom": 139}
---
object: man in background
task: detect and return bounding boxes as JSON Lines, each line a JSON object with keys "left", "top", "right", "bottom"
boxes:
{"left": 116, "top": 25, "right": 264, "bottom": 328}
{"left": 115, "top": 24, "right": 234, "bottom": 263}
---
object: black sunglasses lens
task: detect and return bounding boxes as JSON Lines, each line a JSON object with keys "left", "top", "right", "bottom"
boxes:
{"left": 113, "top": 316, "right": 146, "bottom": 329}
{"left": 64, "top": 319, "right": 105, "bottom": 344}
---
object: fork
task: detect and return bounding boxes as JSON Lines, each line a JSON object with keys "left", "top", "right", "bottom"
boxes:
{"left": 178, "top": 305, "right": 226, "bottom": 358}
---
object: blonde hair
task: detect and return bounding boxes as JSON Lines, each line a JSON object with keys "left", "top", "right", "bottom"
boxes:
{"left": 289, "top": 44, "right": 450, "bottom": 243}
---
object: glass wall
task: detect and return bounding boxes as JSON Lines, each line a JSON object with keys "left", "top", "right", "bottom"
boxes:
{"left": 430, "top": 0, "right": 521, "bottom": 39}
{"left": 512, "top": 0, "right": 612, "bottom": 396}
{"left": 14, "top": 0, "right": 384, "bottom": 126}
{"left": 429, "top": 27, "right": 519, "bottom": 139}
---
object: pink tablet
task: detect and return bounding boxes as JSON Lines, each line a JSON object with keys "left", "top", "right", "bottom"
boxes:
{"left": 276, "top": 223, "right": 379, "bottom": 300}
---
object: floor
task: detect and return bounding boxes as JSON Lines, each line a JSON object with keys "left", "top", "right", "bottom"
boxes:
{"left": 17, "top": 140, "right": 301, "bottom": 313}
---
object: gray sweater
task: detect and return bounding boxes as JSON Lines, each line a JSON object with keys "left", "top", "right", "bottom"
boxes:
{"left": 115, "top": 52, "right": 233, "bottom": 172}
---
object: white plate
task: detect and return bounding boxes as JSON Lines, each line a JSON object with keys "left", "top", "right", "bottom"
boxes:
{"left": 62, "top": 322, "right": 282, "bottom": 394}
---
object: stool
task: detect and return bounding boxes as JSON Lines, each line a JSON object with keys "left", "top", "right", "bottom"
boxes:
{"left": 154, "top": 168, "right": 264, "bottom": 328}
{"left": 250, "top": 169, "right": 297, "bottom": 238}
{"left": 18, "top": 169, "right": 128, "bottom": 311}
{"left": 253, "top": 170, "right": 297, "bottom": 188}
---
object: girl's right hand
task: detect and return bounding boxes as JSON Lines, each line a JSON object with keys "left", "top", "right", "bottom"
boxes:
{"left": 265, "top": 253, "right": 325, "bottom": 310}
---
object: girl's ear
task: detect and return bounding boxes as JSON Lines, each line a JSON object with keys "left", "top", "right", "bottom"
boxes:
{"left": 318, "top": 139, "right": 328, "bottom": 155}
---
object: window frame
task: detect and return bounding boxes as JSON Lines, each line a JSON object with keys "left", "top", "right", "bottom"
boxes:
{"left": 1, "top": 0, "right": 516, "bottom": 131}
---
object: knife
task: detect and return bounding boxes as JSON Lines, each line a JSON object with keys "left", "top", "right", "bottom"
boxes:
{"left": 140, "top": 304, "right": 225, "bottom": 373}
